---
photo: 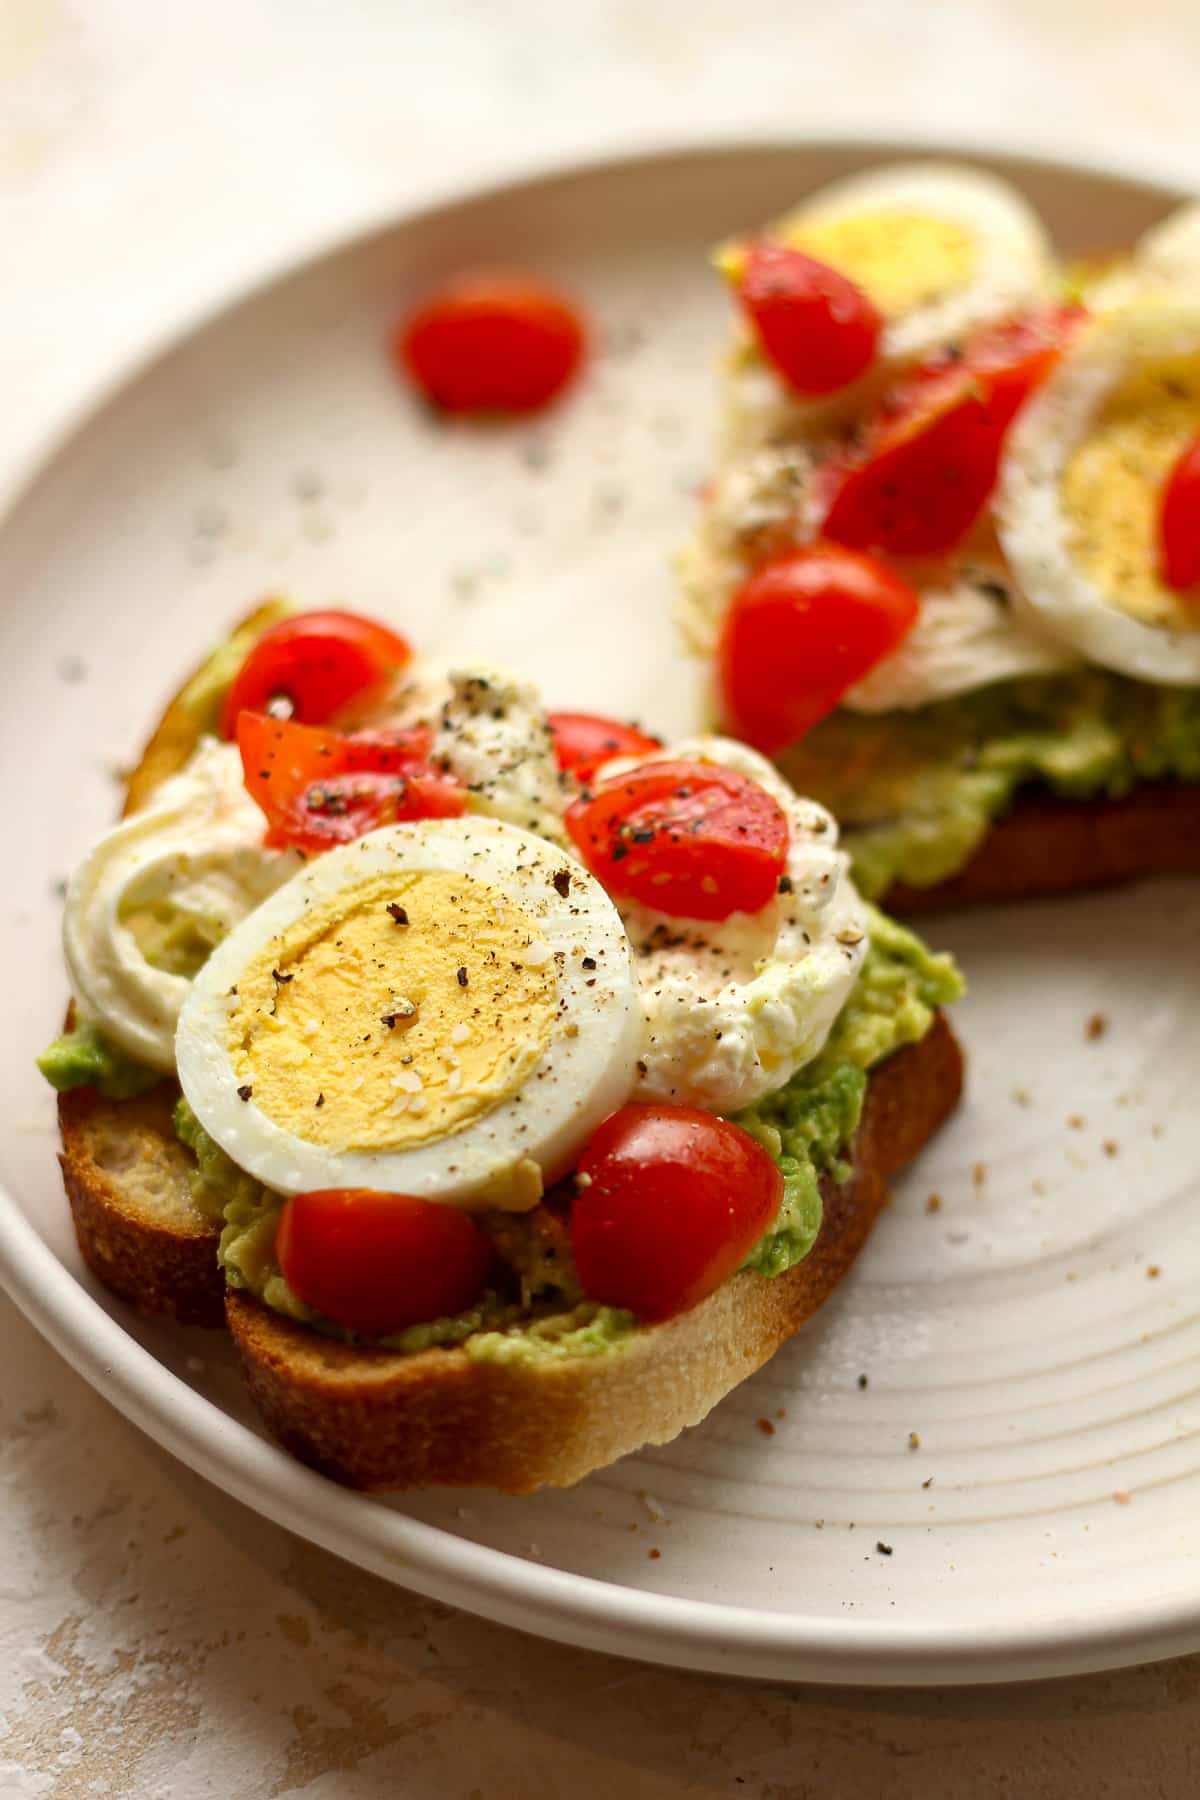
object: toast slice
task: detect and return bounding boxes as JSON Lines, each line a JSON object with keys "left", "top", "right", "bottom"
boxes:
{"left": 59, "top": 1081, "right": 223, "bottom": 1326}
{"left": 882, "top": 781, "right": 1200, "bottom": 912}
{"left": 49, "top": 608, "right": 963, "bottom": 1490}
{"left": 226, "top": 1011, "right": 962, "bottom": 1492}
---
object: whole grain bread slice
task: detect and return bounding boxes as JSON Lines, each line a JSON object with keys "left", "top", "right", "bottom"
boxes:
{"left": 225, "top": 1011, "right": 963, "bottom": 1492}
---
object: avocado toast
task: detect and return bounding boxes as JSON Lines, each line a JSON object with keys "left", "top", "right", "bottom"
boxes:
{"left": 682, "top": 162, "right": 1200, "bottom": 908}
{"left": 42, "top": 606, "right": 962, "bottom": 1492}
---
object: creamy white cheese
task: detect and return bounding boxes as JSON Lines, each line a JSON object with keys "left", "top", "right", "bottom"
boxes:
{"left": 843, "top": 563, "right": 1075, "bottom": 713}
{"left": 63, "top": 739, "right": 300, "bottom": 1070}
{"left": 602, "top": 737, "right": 869, "bottom": 1113}
{"left": 386, "top": 661, "right": 569, "bottom": 843}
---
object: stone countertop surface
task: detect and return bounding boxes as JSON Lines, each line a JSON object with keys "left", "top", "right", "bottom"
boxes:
{"left": 5, "top": 4, "right": 1200, "bottom": 1794}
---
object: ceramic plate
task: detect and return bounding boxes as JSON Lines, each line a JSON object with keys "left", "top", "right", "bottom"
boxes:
{"left": 3, "top": 140, "right": 1199, "bottom": 1686}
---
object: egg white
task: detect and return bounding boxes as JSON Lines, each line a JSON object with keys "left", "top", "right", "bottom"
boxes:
{"left": 64, "top": 740, "right": 300, "bottom": 1071}
{"left": 997, "top": 298, "right": 1200, "bottom": 685}
{"left": 1089, "top": 202, "right": 1200, "bottom": 312}
{"left": 175, "top": 816, "right": 640, "bottom": 1210}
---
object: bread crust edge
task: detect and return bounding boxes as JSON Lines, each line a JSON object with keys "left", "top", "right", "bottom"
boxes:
{"left": 225, "top": 1012, "right": 964, "bottom": 1492}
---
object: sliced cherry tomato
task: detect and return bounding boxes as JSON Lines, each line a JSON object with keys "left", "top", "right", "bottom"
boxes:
{"left": 823, "top": 304, "right": 1087, "bottom": 557}
{"left": 238, "top": 711, "right": 466, "bottom": 853}
{"left": 1159, "top": 434, "right": 1200, "bottom": 597}
{"left": 221, "top": 610, "right": 412, "bottom": 739}
{"left": 571, "top": 1104, "right": 783, "bottom": 1322}
{"left": 396, "top": 274, "right": 586, "bottom": 415}
{"left": 737, "top": 243, "right": 881, "bottom": 397}
{"left": 276, "top": 1188, "right": 491, "bottom": 1338}
{"left": 718, "top": 544, "right": 919, "bottom": 753}
{"left": 547, "top": 712, "right": 664, "bottom": 784}
{"left": 565, "top": 758, "right": 788, "bottom": 921}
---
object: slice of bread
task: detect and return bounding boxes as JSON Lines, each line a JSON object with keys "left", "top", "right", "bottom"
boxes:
{"left": 883, "top": 781, "right": 1200, "bottom": 913}
{"left": 226, "top": 1011, "right": 962, "bottom": 1492}
{"left": 59, "top": 1081, "right": 224, "bottom": 1326}
{"left": 50, "top": 611, "right": 963, "bottom": 1490}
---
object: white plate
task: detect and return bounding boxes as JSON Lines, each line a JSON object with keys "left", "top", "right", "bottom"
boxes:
{"left": 3, "top": 139, "right": 1199, "bottom": 1687}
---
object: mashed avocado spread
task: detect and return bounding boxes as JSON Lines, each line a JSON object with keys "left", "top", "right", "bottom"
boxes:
{"left": 181, "top": 908, "right": 960, "bottom": 1363}
{"left": 780, "top": 671, "right": 1200, "bottom": 900}
{"left": 38, "top": 1021, "right": 161, "bottom": 1101}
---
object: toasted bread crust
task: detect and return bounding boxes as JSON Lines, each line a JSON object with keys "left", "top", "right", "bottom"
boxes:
{"left": 225, "top": 1012, "right": 963, "bottom": 1492}
{"left": 884, "top": 781, "right": 1200, "bottom": 913}
{"left": 58, "top": 1084, "right": 224, "bottom": 1326}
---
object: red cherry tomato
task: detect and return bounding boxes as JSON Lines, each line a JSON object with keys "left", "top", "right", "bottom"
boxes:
{"left": 1159, "top": 434, "right": 1200, "bottom": 597}
{"left": 276, "top": 1188, "right": 491, "bottom": 1338}
{"left": 718, "top": 544, "right": 920, "bottom": 753}
{"left": 571, "top": 1104, "right": 783, "bottom": 1322}
{"left": 221, "top": 610, "right": 412, "bottom": 739}
{"left": 238, "top": 712, "right": 466, "bottom": 853}
{"left": 396, "top": 274, "right": 586, "bottom": 416}
{"left": 823, "top": 305, "right": 1086, "bottom": 557}
{"left": 738, "top": 242, "right": 881, "bottom": 397}
{"left": 547, "top": 712, "right": 664, "bottom": 784}
{"left": 565, "top": 758, "right": 788, "bottom": 921}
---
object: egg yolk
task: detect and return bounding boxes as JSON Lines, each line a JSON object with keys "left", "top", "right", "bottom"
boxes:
{"left": 226, "top": 869, "right": 558, "bottom": 1151}
{"left": 781, "top": 211, "right": 977, "bottom": 318}
{"left": 1060, "top": 354, "right": 1200, "bottom": 631}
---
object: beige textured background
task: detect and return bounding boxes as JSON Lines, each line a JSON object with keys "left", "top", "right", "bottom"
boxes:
{"left": 5, "top": 4, "right": 1200, "bottom": 1794}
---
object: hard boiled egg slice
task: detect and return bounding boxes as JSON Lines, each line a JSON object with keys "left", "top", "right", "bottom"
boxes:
{"left": 763, "top": 161, "right": 1056, "bottom": 370}
{"left": 997, "top": 298, "right": 1200, "bottom": 684}
{"left": 176, "top": 816, "right": 640, "bottom": 1210}
{"left": 1135, "top": 202, "right": 1200, "bottom": 293}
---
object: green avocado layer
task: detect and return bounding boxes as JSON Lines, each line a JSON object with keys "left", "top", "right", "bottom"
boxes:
{"left": 779, "top": 671, "right": 1200, "bottom": 900}
{"left": 181, "top": 907, "right": 960, "bottom": 1364}
{"left": 38, "top": 1021, "right": 161, "bottom": 1101}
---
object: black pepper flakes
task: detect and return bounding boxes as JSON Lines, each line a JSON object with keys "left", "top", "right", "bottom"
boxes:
{"left": 236, "top": 1084, "right": 253, "bottom": 1103}
{"left": 581, "top": 956, "right": 597, "bottom": 970}
{"left": 777, "top": 875, "right": 793, "bottom": 894}
{"left": 387, "top": 903, "right": 409, "bottom": 925}
{"left": 552, "top": 869, "right": 572, "bottom": 898}
{"left": 271, "top": 968, "right": 293, "bottom": 984}
{"left": 315, "top": 1093, "right": 325, "bottom": 1108}
{"left": 876, "top": 1541, "right": 893, "bottom": 1557}
{"left": 457, "top": 966, "right": 469, "bottom": 988}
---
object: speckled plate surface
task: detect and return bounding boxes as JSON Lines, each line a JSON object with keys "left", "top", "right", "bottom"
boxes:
{"left": 2, "top": 140, "right": 1199, "bottom": 1686}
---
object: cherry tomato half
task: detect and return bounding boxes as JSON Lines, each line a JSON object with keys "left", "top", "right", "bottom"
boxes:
{"left": 276, "top": 1188, "right": 491, "bottom": 1338}
{"left": 238, "top": 712, "right": 466, "bottom": 853}
{"left": 738, "top": 243, "right": 881, "bottom": 397}
{"left": 396, "top": 274, "right": 586, "bottom": 415}
{"left": 571, "top": 1104, "right": 783, "bottom": 1321}
{"left": 565, "top": 758, "right": 789, "bottom": 921}
{"left": 221, "top": 610, "right": 412, "bottom": 739}
{"left": 1159, "top": 434, "right": 1200, "bottom": 597}
{"left": 547, "top": 711, "right": 664, "bottom": 784}
{"left": 823, "top": 305, "right": 1086, "bottom": 557}
{"left": 718, "top": 544, "right": 920, "bottom": 753}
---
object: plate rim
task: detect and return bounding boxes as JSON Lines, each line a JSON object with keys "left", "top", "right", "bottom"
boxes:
{"left": 3, "top": 129, "right": 1198, "bottom": 1687}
